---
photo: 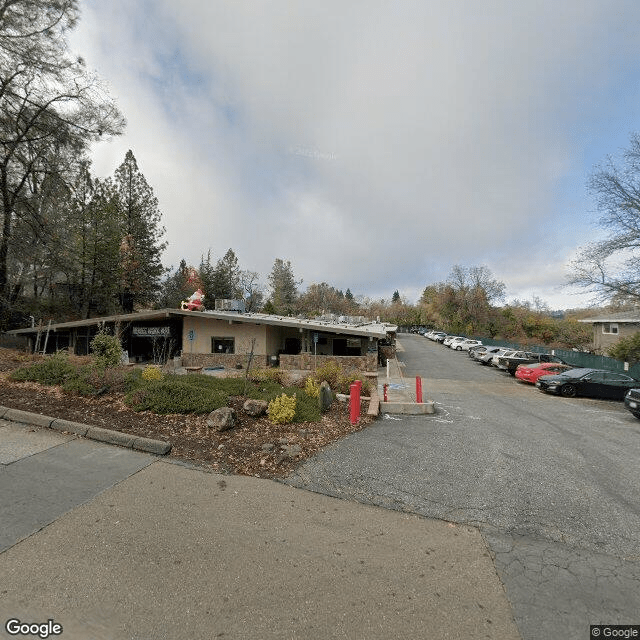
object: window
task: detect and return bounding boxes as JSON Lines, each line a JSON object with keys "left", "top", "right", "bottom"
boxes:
{"left": 212, "top": 337, "right": 234, "bottom": 354}
{"left": 602, "top": 323, "right": 619, "bottom": 334}
{"left": 604, "top": 373, "right": 633, "bottom": 382}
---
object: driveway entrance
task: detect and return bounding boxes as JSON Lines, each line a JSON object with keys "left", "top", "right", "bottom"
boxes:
{"left": 286, "top": 334, "right": 640, "bottom": 640}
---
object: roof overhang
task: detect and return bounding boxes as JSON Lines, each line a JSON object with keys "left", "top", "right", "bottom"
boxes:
{"left": 8, "top": 309, "right": 397, "bottom": 340}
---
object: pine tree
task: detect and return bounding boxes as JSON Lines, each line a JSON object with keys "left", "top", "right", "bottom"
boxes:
{"left": 113, "top": 150, "right": 166, "bottom": 312}
{"left": 268, "top": 258, "right": 299, "bottom": 315}
{"left": 210, "top": 248, "right": 241, "bottom": 301}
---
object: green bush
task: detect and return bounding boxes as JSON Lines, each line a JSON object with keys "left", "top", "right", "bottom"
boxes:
{"left": 9, "top": 351, "right": 76, "bottom": 386}
{"left": 61, "top": 363, "right": 135, "bottom": 396}
{"left": 125, "top": 377, "right": 230, "bottom": 414}
{"left": 291, "top": 390, "right": 321, "bottom": 422}
{"left": 90, "top": 331, "right": 123, "bottom": 368}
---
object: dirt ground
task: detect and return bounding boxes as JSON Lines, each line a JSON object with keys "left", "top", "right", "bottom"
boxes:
{"left": 0, "top": 349, "right": 376, "bottom": 478}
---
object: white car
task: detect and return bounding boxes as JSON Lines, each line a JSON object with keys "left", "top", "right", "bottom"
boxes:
{"left": 443, "top": 336, "right": 463, "bottom": 347}
{"left": 491, "top": 350, "right": 516, "bottom": 367}
{"left": 453, "top": 339, "right": 483, "bottom": 351}
{"left": 476, "top": 347, "right": 510, "bottom": 364}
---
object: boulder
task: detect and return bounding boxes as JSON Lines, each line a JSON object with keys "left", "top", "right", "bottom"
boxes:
{"left": 319, "top": 381, "right": 333, "bottom": 412}
{"left": 206, "top": 407, "right": 236, "bottom": 432}
{"left": 243, "top": 399, "right": 269, "bottom": 417}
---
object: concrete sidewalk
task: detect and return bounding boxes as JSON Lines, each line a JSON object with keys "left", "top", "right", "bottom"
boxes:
{"left": 0, "top": 417, "right": 520, "bottom": 640}
{"left": 378, "top": 348, "right": 436, "bottom": 414}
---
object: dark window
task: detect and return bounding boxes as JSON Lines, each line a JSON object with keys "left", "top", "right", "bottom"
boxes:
{"left": 212, "top": 337, "right": 234, "bottom": 354}
{"left": 284, "top": 338, "right": 301, "bottom": 354}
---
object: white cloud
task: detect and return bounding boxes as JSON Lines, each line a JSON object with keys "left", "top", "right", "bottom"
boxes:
{"left": 72, "top": 0, "right": 640, "bottom": 308}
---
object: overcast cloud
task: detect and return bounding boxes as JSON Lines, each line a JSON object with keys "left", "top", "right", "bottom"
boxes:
{"left": 70, "top": 0, "right": 640, "bottom": 309}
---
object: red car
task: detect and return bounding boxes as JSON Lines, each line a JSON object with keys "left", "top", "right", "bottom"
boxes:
{"left": 515, "top": 362, "right": 573, "bottom": 384}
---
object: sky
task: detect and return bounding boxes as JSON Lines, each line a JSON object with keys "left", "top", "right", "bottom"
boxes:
{"left": 69, "top": 0, "right": 640, "bottom": 310}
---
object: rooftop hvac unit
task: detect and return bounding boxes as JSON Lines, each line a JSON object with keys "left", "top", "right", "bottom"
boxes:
{"left": 215, "top": 299, "right": 246, "bottom": 313}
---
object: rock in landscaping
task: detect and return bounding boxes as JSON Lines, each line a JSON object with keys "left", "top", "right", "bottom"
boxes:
{"left": 261, "top": 443, "right": 275, "bottom": 452}
{"left": 319, "top": 381, "right": 333, "bottom": 412}
{"left": 277, "top": 444, "right": 302, "bottom": 463}
{"left": 206, "top": 407, "right": 236, "bottom": 432}
{"left": 243, "top": 398, "right": 269, "bottom": 417}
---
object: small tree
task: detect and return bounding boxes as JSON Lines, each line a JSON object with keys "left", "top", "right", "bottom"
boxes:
{"left": 608, "top": 332, "right": 640, "bottom": 363}
{"left": 90, "top": 331, "right": 123, "bottom": 368}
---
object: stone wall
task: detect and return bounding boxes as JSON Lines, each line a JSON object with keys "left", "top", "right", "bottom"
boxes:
{"left": 279, "top": 353, "right": 377, "bottom": 372}
{"left": 181, "top": 353, "right": 269, "bottom": 369}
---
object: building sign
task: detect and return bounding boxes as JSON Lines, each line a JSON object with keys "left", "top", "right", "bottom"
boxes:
{"left": 132, "top": 325, "right": 172, "bottom": 337}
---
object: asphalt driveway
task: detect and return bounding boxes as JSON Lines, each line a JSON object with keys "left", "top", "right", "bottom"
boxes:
{"left": 285, "top": 334, "right": 640, "bottom": 640}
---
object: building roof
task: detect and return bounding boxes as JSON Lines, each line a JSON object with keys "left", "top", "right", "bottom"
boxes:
{"left": 8, "top": 309, "right": 396, "bottom": 340}
{"left": 578, "top": 310, "right": 640, "bottom": 324}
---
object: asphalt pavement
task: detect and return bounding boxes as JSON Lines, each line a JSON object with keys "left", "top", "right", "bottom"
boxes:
{"left": 286, "top": 335, "right": 640, "bottom": 640}
{"left": 0, "top": 411, "right": 519, "bottom": 640}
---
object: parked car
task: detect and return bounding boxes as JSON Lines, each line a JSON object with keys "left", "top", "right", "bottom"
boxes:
{"left": 495, "top": 350, "right": 532, "bottom": 372}
{"left": 624, "top": 388, "right": 640, "bottom": 418}
{"left": 434, "top": 333, "right": 448, "bottom": 343}
{"left": 468, "top": 345, "right": 494, "bottom": 359}
{"left": 515, "top": 362, "right": 574, "bottom": 384}
{"left": 499, "top": 352, "right": 567, "bottom": 376}
{"left": 443, "top": 336, "right": 463, "bottom": 347}
{"left": 491, "top": 350, "right": 517, "bottom": 367}
{"left": 453, "top": 339, "right": 483, "bottom": 351}
{"left": 447, "top": 337, "right": 467, "bottom": 349}
{"left": 475, "top": 347, "right": 510, "bottom": 364}
{"left": 536, "top": 368, "right": 640, "bottom": 399}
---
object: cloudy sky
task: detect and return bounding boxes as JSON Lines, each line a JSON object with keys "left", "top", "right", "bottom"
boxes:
{"left": 70, "top": 0, "right": 640, "bottom": 309}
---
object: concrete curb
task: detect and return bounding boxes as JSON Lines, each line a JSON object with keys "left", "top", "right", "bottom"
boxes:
{"left": 0, "top": 405, "right": 171, "bottom": 455}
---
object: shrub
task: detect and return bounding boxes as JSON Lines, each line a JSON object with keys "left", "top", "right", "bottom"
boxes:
{"left": 248, "top": 367, "right": 287, "bottom": 386}
{"left": 309, "top": 361, "right": 370, "bottom": 395}
{"left": 142, "top": 365, "right": 164, "bottom": 382}
{"left": 90, "top": 331, "right": 123, "bottom": 368}
{"left": 267, "top": 393, "right": 297, "bottom": 424}
{"left": 340, "top": 372, "right": 371, "bottom": 397}
{"left": 9, "top": 351, "right": 76, "bottom": 386}
{"left": 125, "top": 377, "right": 230, "bottom": 414}
{"left": 304, "top": 376, "right": 320, "bottom": 398}
{"left": 291, "top": 390, "right": 321, "bottom": 422}
{"left": 312, "top": 361, "right": 342, "bottom": 390}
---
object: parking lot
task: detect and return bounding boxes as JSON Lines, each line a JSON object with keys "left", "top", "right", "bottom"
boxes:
{"left": 287, "top": 333, "right": 640, "bottom": 640}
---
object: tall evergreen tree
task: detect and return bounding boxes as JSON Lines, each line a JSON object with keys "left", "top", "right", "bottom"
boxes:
{"left": 210, "top": 248, "right": 241, "bottom": 301}
{"left": 113, "top": 150, "right": 166, "bottom": 312}
{"left": 268, "top": 258, "right": 299, "bottom": 315}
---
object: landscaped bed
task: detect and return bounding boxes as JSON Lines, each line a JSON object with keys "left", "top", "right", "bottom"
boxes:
{"left": 0, "top": 348, "right": 375, "bottom": 478}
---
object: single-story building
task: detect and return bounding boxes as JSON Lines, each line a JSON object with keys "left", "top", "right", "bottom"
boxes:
{"left": 7, "top": 308, "right": 397, "bottom": 373}
{"left": 579, "top": 310, "right": 640, "bottom": 353}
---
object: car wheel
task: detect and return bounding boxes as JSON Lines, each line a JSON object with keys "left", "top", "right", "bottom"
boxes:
{"left": 560, "top": 384, "right": 577, "bottom": 398}
{"left": 631, "top": 411, "right": 640, "bottom": 420}
{"left": 455, "top": 345, "right": 462, "bottom": 350}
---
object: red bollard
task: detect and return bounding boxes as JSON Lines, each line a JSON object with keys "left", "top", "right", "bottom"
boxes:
{"left": 416, "top": 376, "right": 423, "bottom": 403}
{"left": 383, "top": 383, "right": 388, "bottom": 402}
{"left": 349, "top": 382, "right": 361, "bottom": 424}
